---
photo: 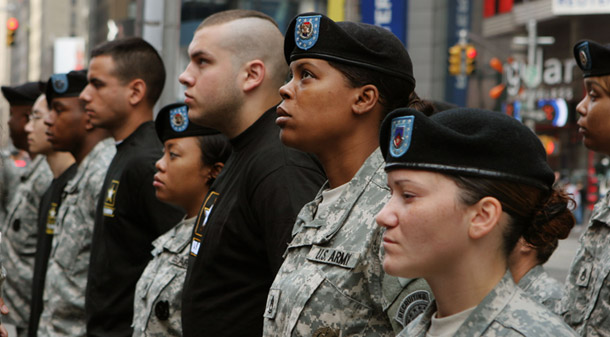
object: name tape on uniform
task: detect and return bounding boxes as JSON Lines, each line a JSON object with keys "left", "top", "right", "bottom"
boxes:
{"left": 306, "top": 246, "right": 358, "bottom": 269}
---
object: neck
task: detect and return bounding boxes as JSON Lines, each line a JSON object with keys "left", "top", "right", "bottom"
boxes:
{"left": 185, "top": 188, "right": 208, "bottom": 219}
{"left": 222, "top": 94, "right": 280, "bottom": 139}
{"left": 112, "top": 106, "right": 152, "bottom": 141}
{"left": 316, "top": 129, "right": 378, "bottom": 188}
{"left": 427, "top": 252, "right": 507, "bottom": 318}
{"left": 45, "top": 151, "right": 75, "bottom": 178}
{"left": 72, "top": 129, "right": 109, "bottom": 164}
{"left": 509, "top": 252, "right": 539, "bottom": 284}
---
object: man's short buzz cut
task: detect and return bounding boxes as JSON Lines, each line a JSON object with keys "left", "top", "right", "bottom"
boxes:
{"left": 197, "top": 9, "right": 279, "bottom": 30}
{"left": 90, "top": 37, "right": 166, "bottom": 107}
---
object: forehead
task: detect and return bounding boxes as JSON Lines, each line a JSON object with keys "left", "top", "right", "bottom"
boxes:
{"left": 9, "top": 105, "right": 32, "bottom": 115}
{"left": 88, "top": 55, "right": 118, "bottom": 78}
{"left": 188, "top": 24, "right": 231, "bottom": 55}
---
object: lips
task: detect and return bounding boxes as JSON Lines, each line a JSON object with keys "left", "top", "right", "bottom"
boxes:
{"left": 153, "top": 174, "right": 164, "bottom": 188}
{"left": 276, "top": 105, "right": 291, "bottom": 127}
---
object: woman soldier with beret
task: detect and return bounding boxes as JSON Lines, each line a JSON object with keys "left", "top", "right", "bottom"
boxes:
{"left": 562, "top": 40, "right": 610, "bottom": 337}
{"left": 263, "top": 13, "right": 431, "bottom": 337}
{"left": 132, "top": 103, "right": 230, "bottom": 337}
{"left": 375, "top": 107, "right": 577, "bottom": 336}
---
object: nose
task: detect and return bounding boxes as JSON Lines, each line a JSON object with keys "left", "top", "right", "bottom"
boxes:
{"left": 155, "top": 154, "right": 166, "bottom": 172}
{"left": 24, "top": 119, "right": 34, "bottom": 133}
{"left": 576, "top": 95, "right": 588, "bottom": 117}
{"left": 376, "top": 200, "right": 399, "bottom": 229}
{"left": 44, "top": 111, "right": 55, "bottom": 127}
{"left": 279, "top": 80, "right": 293, "bottom": 101}
{"left": 79, "top": 85, "right": 91, "bottom": 102}
{"left": 179, "top": 66, "right": 193, "bottom": 87}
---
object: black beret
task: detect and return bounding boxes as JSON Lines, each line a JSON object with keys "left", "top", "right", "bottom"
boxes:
{"left": 574, "top": 40, "right": 610, "bottom": 78}
{"left": 155, "top": 103, "right": 220, "bottom": 143}
{"left": 1, "top": 81, "right": 43, "bottom": 106}
{"left": 379, "top": 108, "right": 555, "bottom": 190}
{"left": 45, "top": 70, "right": 88, "bottom": 107}
{"left": 284, "top": 12, "right": 415, "bottom": 87}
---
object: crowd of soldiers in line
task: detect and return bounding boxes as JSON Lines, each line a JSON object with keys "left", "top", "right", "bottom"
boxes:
{"left": 0, "top": 8, "right": 607, "bottom": 337}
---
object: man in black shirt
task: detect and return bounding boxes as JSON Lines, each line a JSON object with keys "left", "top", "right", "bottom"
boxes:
{"left": 80, "top": 38, "right": 184, "bottom": 337}
{"left": 178, "top": 10, "right": 325, "bottom": 337}
{"left": 25, "top": 93, "right": 76, "bottom": 337}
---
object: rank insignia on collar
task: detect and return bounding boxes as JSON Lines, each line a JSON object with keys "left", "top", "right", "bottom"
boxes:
{"left": 577, "top": 41, "right": 591, "bottom": 70}
{"left": 170, "top": 105, "right": 189, "bottom": 132}
{"left": 390, "top": 116, "right": 414, "bottom": 158}
{"left": 295, "top": 15, "right": 321, "bottom": 51}
{"left": 51, "top": 74, "right": 69, "bottom": 94}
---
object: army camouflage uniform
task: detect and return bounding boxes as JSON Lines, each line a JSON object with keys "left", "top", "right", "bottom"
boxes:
{"left": 133, "top": 216, "right": 194, "bottom": 337}
{"left": 400, "top": 271, "right": 577, "bottom": 337}
{"left": 263, "top": 149, "right": 430, "bottom": 337}
{"left": 562, "top": 191, "right": 610, "bottom": 336}
{"left": 0, "top": 147, "right": 26, "bottom": 224}
{"left": 37, "top": 139, "right": 115, "bottom": 337}
{"left": 2, "top": 155, "right": 51, "bottom": 336}
{"left": 518, "top": 265, "right": 563, "bottom": 315}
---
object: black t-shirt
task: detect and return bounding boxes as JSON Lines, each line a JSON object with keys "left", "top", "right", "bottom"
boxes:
{"left": 85, "top": 122, "right": 184, "bottom": 337}
{"left": 28, "top": 163, "right": 77, "bottom": 337}
{"left": 181, "top": 108, "right": 326, "bottom": 337}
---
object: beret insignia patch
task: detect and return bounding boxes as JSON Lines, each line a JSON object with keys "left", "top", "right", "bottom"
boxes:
{"left": 390, "top": 116, "right": 414, "bottom": 158}
{"left": 51, "top": 74, "right": 69, "bottom": 94}
{"left": 577, "top": 41, "right": 592, "bottom": 71}
{"left": 169, "top": 105, "right": 189, "bottom": 132}
{"left": 295, "top": 15, "right": 320, "bottom": 50}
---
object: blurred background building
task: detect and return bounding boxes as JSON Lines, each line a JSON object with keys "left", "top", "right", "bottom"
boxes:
{"left": 0, "top": 0, "right": 607, "bottom": 219}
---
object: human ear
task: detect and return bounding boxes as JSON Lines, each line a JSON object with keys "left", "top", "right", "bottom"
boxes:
{"left": 352, "top": 84, "right": 379, "bottom": 116}
{"left": 242, "top": 60, "right": 266, "bottom": 92}
{"left": 468, "top": 196, "right": 502, "bottom": 240}
{"left": 127, "top": 79, "right": 147, "bottom": 106}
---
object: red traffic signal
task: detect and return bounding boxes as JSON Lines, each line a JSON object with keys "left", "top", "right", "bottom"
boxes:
{"left": 6, "top": 17, "right": 18, "bottom": 31}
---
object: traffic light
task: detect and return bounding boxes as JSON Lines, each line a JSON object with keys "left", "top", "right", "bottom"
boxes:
{"left": 448, "top": 44, "right": 463, "bottom": 76}
{"left": 464, "top": 44, "right": 477, "bottom": 75}
{"left": 6, "top": 17, "right": 18, "bottom": 47}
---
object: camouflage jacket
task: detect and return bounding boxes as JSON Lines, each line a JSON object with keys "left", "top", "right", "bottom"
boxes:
{"left": 2, "top": 155, "right": 51, "bottom": 332}
{"left": 132, "top": 216, "right": 194, "bottom": 337}
{"left": 37, "top": 138, "right": 115, "bottom": 337}
{"left": 263, "top": 149, "right": 430, "bottom": 337}
{"left": 518, "top": 265, "right": 563, "bottom": 315}
{"left": 0, "top": 147, "right": 26, "bottom": 224}
{"left": 562, "top": 191, "right": 610, "bottom": 336}
{"left": 400, "top": 271, "right": 577, "bottom": 337}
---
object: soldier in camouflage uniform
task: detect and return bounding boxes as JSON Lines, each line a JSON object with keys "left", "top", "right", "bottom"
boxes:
{"left": 562, "top": 40, "right": 610, "bottom": 337}
{"left": 509, "top": 237, "right": 568, "bottom": 314}
{"left": 376, "top": 107, "right": 576, "bottom": 336}
{"left": 1, "top": 151, "right": 51, "bottom": 336}
{"left": 133, "top": 103, "right": 230, "bottom": 337}
{"left": 0, "top": 146, "right": 27, "bottom": 224}
{"left": 36, "top": 70, "right": 115, "bottom": 337}
{"left": 264, "top": 13, "right": 431, "bottom": 336}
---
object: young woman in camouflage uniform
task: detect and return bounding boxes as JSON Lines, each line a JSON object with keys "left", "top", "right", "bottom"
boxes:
{"left": 132, "top": 103, "right": 230, "bottom": 337}
{"left": 562, "top": 39, "right": 610, "bottom": 337}
{"left": 376, "top": 107, "right": 577, "bottom": 337}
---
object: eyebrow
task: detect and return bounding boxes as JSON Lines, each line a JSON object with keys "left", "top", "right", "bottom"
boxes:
{"left": 585, "top": 79, "right": 610, "bottom": 95}
{"left": 189, "top": 49, "right": 213, "bottom": 60}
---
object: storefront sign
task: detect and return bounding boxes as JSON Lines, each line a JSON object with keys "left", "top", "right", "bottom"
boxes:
{"left": 553, "top": 0, "right": 610, "bottom": 15}
{"left": 361, "top": 0, "right": 408, "bottom": 44}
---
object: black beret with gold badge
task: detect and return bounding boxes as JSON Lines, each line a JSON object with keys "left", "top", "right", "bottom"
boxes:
{"left": 574, "top": 40, "right": 610, "bottom": 78}
{"left": 379, "top": 107, "right": 555, "bottom": 190}
{"left": 155, "top": 103, "right": 219, "bottom": 143}
{"left": 1, "top": 81, "right": 43, "bottom": 106}
{"left": 284, "top": 12, "right": 415, "bottom": 93}
{"left": 45, "top": 70, "right": 88, "bottom": 107}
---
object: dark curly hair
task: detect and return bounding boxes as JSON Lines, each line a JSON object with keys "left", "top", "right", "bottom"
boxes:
{"left": 196, "top": 134, "right": 232, "bottom": 187}
{"left": 448, "top": 176, "right": 575, "bottom": 263}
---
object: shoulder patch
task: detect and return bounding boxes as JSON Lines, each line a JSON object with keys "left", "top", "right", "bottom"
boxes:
{"left": 395, "top": 290, "right": 430, "bottom": 327}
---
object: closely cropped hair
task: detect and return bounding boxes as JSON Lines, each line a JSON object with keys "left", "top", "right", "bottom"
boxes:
{"left": 196, "top": 134, "right": 232, "bottom": 187}
{"left": 328, "top": 61, "right": 433, "bottom": 116}
{"left": 448, "top": 176, "right": 575, "bottom": 263}
{"left": 197, "top": 9, "right": 278, "bottom": 30}
{"left": 91, "top": 37, "right": 166, "bottom": 107}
